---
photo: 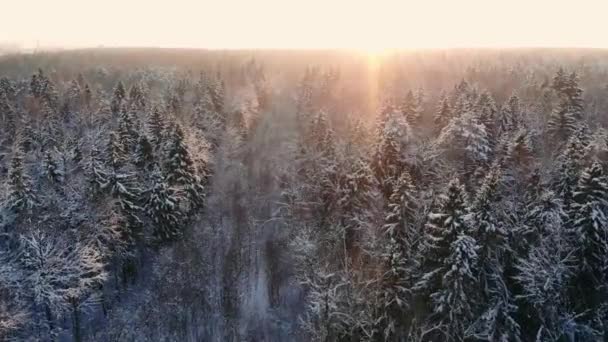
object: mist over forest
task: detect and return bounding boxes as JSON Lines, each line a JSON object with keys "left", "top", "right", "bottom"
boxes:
{"left": 1, "top": 48, "right": 608, "bottom": 341}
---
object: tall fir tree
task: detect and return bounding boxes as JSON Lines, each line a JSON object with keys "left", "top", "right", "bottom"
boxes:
{"left": 377, "top": 171, "right": 417, "bottom": 339}
{"left": 165, "top": 124, "right": 205, "bottom": 209}
{"left": 548, "top": 70, "right": 584, "bottom": 141}
{"left": 146, "top": 167, "right": 182, "bottom": 242}
{"left": 7, "top": 147, "right": 37, "bottom": 214}
{"left": 147, "top": 106, "right": 165, "bottom": 149}
{"left": 434, "top": 94, "right": 452, "bottom": 134}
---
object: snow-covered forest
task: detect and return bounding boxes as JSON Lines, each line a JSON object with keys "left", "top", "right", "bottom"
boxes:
{"left": 1, "top": 48, "right": 608, "bottom": 341}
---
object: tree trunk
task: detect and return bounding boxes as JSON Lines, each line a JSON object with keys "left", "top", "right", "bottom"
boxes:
{"left": 72, "top": 299, "right": 82, "bottom": 342}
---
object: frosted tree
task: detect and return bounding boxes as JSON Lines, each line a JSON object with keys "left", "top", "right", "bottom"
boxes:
{"left": 207, "top": 77, "right": 225, "bottom": 114}
{"left": 414, "top": 179, "right": 471, "bottom": 295}
{"left": 146, "top": 167, "right": 183, "bottom": 242}
{"left": 548, "top": 70, "right": 584, "bottom": 141}
{"left": 377, "top": 171, "right": 417, "bottom": 339}
{"left": 437, "top": 111, "right": 491, "bottom": 180}
{"left": 300, "top": 269, "right": 351, "bottom": 342}
{"left": 434, "top": 94, "right": 452, "bottom": 133}
{"left": 475, "top": 91, "right": 498, "bottom": 128}
{"left": 107, "top": 131, "right": 126, "bottom": 169}
{"left": 18, "top": 232, "right": 106, "bottom": 342}
{"left": 0, "top": 92, "right": 16, "bottom": 142}
{"left": 296, "top": 67, "right": 316, "bottom": 121}
{"left": 0, "top": 244, "right": 27, "bottom": 340}
{"left": 65, "top": 79, "right": 81, "bottom": 112}
{"left": 6, "top": 147, "right": 37, "bottom": 214}
{"left": 467, "top": 165, "right": 521, "bottom": 341}
{"left": 497, "top": 94, "right": 521, "bottom": 137}
{"left": 118, "top": 108, "right": 139, "bottom": 153}
{"left": 134, "top": 134, "right": 154, "bottom": 171}
{"left": 43, "top": 150, "right": 64, "bottom": 184}
{"left": 147, "top": 106, "right": 165, "bottom": 149}
{"left": 373, "top": 111, "right": 411, "bottom": 199}
{"left": 569, "top": 162, "right": 608, "bottom": 297}
{"left": 128, "top": 82, "right": 147, "bottom": 110}
{"left": 111, "top": 81, "right": 126, "bottom": 114}
{"left": 164, "top": 124, "right": 205, "bottom": 209}
{"left": 400, "top": 90, "right": 421, "bottom": 126}
{"left": 514, "top": 226, "right": 589, "bottom": 341}
{"left": 414, "top": 179, "right": 479, "bottom": 340}
{"left": 85, "top": 145, "right": 109, "bottom": 198}
{"left": 307, "top": 110, "right": 335, "bottom": 157}
{"left": 553, "top": 133, "right": 586, "bottom": 208}
{"left": 430, "top": 233, "right": 479, "bottom": 341}
{"left": 470, "top": 165, "right": 506, "bottom": 286}
{"left": 193, "top": 89, "right": 224, "bottom": 147}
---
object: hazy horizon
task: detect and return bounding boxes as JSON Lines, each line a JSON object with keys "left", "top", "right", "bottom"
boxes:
{"left": 2, "top": 0, "right": 608, "bottom": 51}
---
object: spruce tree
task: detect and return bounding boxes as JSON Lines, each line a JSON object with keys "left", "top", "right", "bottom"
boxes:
{"left": 7, "top": 147, "right": 37, "bottom": 213}
{"left": 118, "top": 108, "right": 138, "bottom": 153}
{"left": 498, "top": 94, "right": 521, "bottom": 137}
{"left": 400, "top": 90, "right": 420, "bottom": 126}
{"left": 146, "top": 167, "right": 182, "bottom": 242}
{"left": 378, "top": 171, "right": 417, "bottom": 339}
{"left": 43, "top": 150, "right": 64, "bottom": 184}
{"left": 107, "top": 132, "right": 126, "bottom": 170}
{"left": 554, "top": 134, "right": 586, "bottom": 208}
{"left": 0, "top": 93, "right": 16, "bottom": 142}
{"left": 548, "top": 70, "right": 584, "bottom": 141}
{"left": 165, "top": 124, "right": 205, "bottom": 208}
{"left": 308, "top": 110, "right": 335, "bottom": 157}
{"left": 434, "top": 94, "right": 452, "bottom": 133}
{"left": 415, "top": 179, "right": 471, "bottom": 295}
{"left": 135, "top": 134, "right": 154, "bottom": 171}
{"left": 147, "top": 106, "right": 165, "bottom": 148}
{"left": 373, "top": 112, "right": 410, "bottom": 199}
{"left": 111, "top": 81, "right": 126, "bottom": 114}
{"left": 571, "top": 162, "right": 608, "bottom": 278}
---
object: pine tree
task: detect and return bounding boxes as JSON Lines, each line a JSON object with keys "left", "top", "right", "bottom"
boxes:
{"left": 66, "top": 79, "right": 81, "bottom": 112}
{"left": 308, "top": 110, "right": 335, "bottom": 157}
{"left": 415, "top": 179, "right": 470, "bottom": 295}
{"left": 296, "top": 68, "right": 315, "bottom": 119}
{"left": 147, "top": 106, "right": 165, "bottom": 148}
{"left": 554, "top": 134, "right": 586, "bottom": 208}
{"left": 118, "top": 108, "right": 138, "bottom": 153}
{"left": 548, "top": 70, "right": 584, "bottom": 141}
{"left": 430, "top": 233, "right": 479, "bottom": 340}
{"left": 497, "top": 94, "right": 521, "bottom": 137}
{"left": 111, "top": 81, "right": 126, "bottom": 114}
{"left": 134, "top": 134, "right": 154, "bottom": 170}
{"left": 86, "top": 146, "right": 108, "bottom": 197}
{"left": 146, "top": 167, "right": 182, "bottom": 241}
{"left": 7, "top": 147, "right": 37, "bottom": 213}
{"left": 378, "top": 171, "right": 417, "bottom": 339}
{"left": 475, "top": 91, "right": 498, "bottom": 145}
{"left": 128, "top": 82, "right": 146, "bottom": 110}
{"left": 0, "top": 92, "right": 16, "bottom": 141}
{"left": 208, "top": 78, "right": 225, "bottom": 114}
{"left": 571, "top": 162, "right": 608, "bottom": 277}
{"left": 434, "top": 94, "right": 452, "bottom": 133}
{"left": 373, "top": 112, "right": 411, "bottom": 199}
{"left": 18, "top": 116, "right": 34, "bottom": 153}
{"left": 438, "top": 111, "right": 491, "bottom": 179}
{"left": 165, "top": 124, "right": 205, "bottom": 208}
{"left": 43, "top": 150, "right": 64, "bottom": 184}
{"left": 400, "top": 90, "right": 420, "bottom": 126}
{"left": 107, "top": 132, "right": 126, "bottom": 170}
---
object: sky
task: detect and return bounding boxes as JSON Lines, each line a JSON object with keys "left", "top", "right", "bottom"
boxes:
{"left": 2, "top": 0, "right": 608, "bottom": 50}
